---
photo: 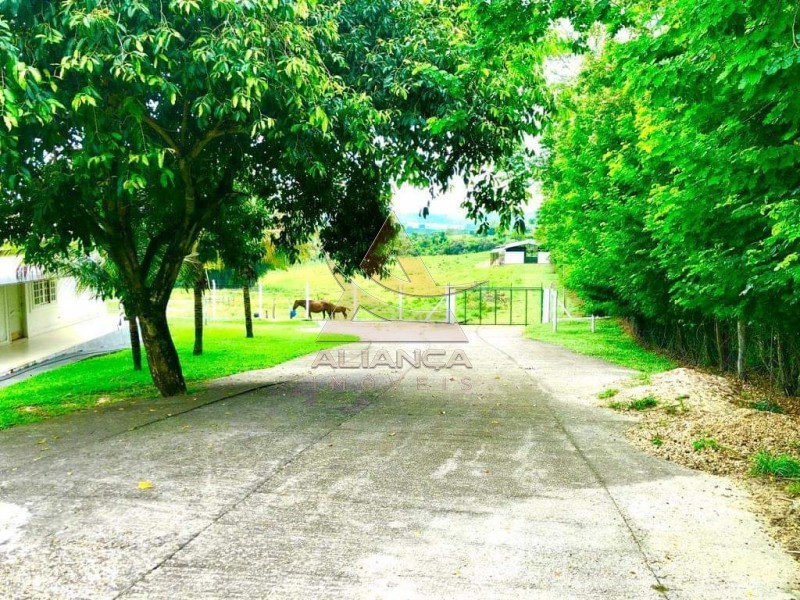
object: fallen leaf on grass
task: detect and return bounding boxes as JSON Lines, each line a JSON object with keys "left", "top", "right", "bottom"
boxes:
{"left": 138, "top": 481, "right": 154, "bottom": 490}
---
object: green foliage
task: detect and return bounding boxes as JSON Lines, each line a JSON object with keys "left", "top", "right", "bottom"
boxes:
{"left": 664, "top": 396, "right": 690, "bottom": 416}
{"left": 598, "top": 388, "right": 619, "bottom": 400}
{"left": 527, "top": 319, "right": 676, "bottom": 374}
{"left": 692, "top": 438, "right": 721, "bottom": 452}
{"left": 0, "top": 320, "right": 354, "bottom": 430}
{"left": 608, "top": 396, "right": 658, "bottom": 411}
{"left": 750, "top": 400, "right": 783, "bottom": 414}
{"left": 0, "top": 1, "right": 578, "bottom": 394}
{"left": 785, "top": 482, "right": 800, "bottom": 498}
{"left": 538, "top": 0, "right": 800, "bottom": 395}
{"left": 409, "top": 232, "right": 504, "bottom": 256}
{"left": 651, "top": 436, "right": 664, "bottom": 448}
{"left": 751, "top": 451, "right": 800, "bottom": 479}
{"left": 332, "top": 0, "right": 577, "bottom": 233}
{"left": 629, "top": 396, "right": 658, "bottom": 411}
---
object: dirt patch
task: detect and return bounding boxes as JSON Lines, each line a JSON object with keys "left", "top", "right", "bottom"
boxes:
{"left": 600, "top": 367, "right": 800, "bottom": 557}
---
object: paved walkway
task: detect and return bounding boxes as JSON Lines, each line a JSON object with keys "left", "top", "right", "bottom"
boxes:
{"left": 0, "top": 316, "right": 124, "bottom": 379}
{"left": 0, "top": 327, "right": 797, "bottom": 599}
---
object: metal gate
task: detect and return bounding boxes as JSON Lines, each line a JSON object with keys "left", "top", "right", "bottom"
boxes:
{"left": 455, "top": 286, "right": 543, "bottom": 325}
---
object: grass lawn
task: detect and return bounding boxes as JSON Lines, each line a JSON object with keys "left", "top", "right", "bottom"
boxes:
{"left": 0, "top": 319, "right": 353, "bottom": 431}
{"left": 526, "top": 318, "right": 676, "bottom": 374}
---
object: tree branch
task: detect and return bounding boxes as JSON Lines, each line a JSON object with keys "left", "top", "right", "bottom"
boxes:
{"left": 143, "top": 115, "right": 182, "bottom": 153}
{"left": 140, "top": 228, "right": 176, "bottom": 280}
{"left": 180, "top": 100, "right": 190, "bottom": 148}
{"left": 187, "top": 122, "right": 242, "bottom": 162}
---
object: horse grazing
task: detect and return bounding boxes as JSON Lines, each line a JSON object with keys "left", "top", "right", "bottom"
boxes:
{"left": 330, "top": 305, "right": 349, "bottom": 319}
{"left": 293, "top": 299, "right": 330, "bottom": 319}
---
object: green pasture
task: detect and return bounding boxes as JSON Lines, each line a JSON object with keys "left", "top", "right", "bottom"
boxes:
{"left": 168, "top": 252, "right": 562, "bottom": 323}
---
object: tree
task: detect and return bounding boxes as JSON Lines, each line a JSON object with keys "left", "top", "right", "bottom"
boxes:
{"left": 175, "top": 242, "right": 210, "bottom": 356}
{"left": 202, "top": 195, "right": 286, "bottom": 339}
{"left": 0, "top": 1, "right": 360, "bottom": 395}
{"left": 1, "top": 1, "right": 594, "bottom": 396}
{"left": 538, "top": 0, "right": 800, "bottom": 394}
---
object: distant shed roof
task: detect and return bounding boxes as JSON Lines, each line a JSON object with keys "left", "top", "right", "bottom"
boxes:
{"left": 490, "top": 239, "right": 540, "bottom": 253}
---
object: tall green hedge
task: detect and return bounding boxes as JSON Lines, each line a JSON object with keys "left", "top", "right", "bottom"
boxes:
{"left": 538, "top": 0, "right": 800, "bottom": 395}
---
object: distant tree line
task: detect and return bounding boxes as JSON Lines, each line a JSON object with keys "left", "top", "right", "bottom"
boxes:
{"left": 410, "top": 232, "right": 507, "bottom": 256}
{"left": 538, "top": 0, "right": 800, "bottom": 395}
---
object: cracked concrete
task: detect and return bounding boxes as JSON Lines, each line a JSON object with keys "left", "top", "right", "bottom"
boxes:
{"left": 0, "top": 326, "right": 797, "bottom": 599}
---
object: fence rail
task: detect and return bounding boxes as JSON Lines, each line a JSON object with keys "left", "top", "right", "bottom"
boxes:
{"left": 454, "top": 286, "right": 544, "bottom": 326}
{"left": 167, "top": 283, "right": 582, "bottom": 328}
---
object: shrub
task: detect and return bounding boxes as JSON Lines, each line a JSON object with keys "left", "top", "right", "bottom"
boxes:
{"left": 692, "top": 437, "right": 720, "bottom": 452}
{"left": 629, "top": 396, "right": 658, "bottom": 411}
{"left": 598, "top": 388, "right": 619, "bottom": 400}
{"left": 607, "top": 396, "right": 658, "bottom": 411}
{"left": 664, "top": 396, "right": 689, "bottom": 415}
{"left": 786, "top": 482, "right": 800, "bottom": 498}
{"left": 750, "top": 400, "right": 783, "bottom": 414}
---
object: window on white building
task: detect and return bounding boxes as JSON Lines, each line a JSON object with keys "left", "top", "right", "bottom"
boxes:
{"left": 32, "top": 279, "right": 57, "bottom": 307}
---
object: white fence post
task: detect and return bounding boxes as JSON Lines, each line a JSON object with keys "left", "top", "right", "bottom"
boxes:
{"left": 542, "top": 287, "right": 550, "bottom": 324}
{"left": 446, "top": 284, "right": 454, "bottom": 324}
{"left": 551, "top": 288, "right": 558, "bottom": 332}
{"left": 591, "top": 314, "right": 596, "bottom": 333}
{"left": 211, "top": 280, "right": 217, "bottom": 321}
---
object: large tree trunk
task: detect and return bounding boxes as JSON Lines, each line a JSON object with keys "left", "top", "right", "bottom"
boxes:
{"left": 128, "top": 315, "right": 142, "bottom": 371}
{"left": 243, "top": 284, "right": 253, "bottom": 338}
{"left": 193, "top": 278, "right": 204, "bottom": 356}
{"left": 138, "top": 309, "right": 187, "bottom": 396}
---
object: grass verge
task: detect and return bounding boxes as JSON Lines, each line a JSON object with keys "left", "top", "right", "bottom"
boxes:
{"left": 751, "top": 451, "right": 800, "bottom": 479}
{"left": 0, "top": 319, "right": 354, "bottom": 430}
{"left": 526, "top": 318, "right": 676, "bottom": 374}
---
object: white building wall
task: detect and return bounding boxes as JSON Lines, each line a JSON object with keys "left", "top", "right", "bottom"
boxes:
{"left": 537, "top": 252, "right": 551, "bottom": 264}
{"left": 0, "top": 287, "right": 6, "bottom": 344}
{"left": 23, "top": 278, "right": 107, "bottom": 338}
{"left": 504, "top": 250, "right": 525, "bottom": 265}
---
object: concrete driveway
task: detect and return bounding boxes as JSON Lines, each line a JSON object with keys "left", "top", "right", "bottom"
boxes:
{"left": 0, "top": 326, "right": 797, "bottom": 599}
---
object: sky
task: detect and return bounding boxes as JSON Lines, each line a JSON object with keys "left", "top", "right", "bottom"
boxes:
{"left": 391, "top": 178, "right": 544, "bottom": 227}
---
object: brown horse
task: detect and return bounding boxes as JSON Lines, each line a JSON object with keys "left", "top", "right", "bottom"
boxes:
{"left": 330, "top": 305, "right": 349, "bottom": 319}
{"left": 293, "top": 299, "right": 330, "bottom": 319}
{"left": 319, "top": 301, "right": 349, "bottom": 319}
